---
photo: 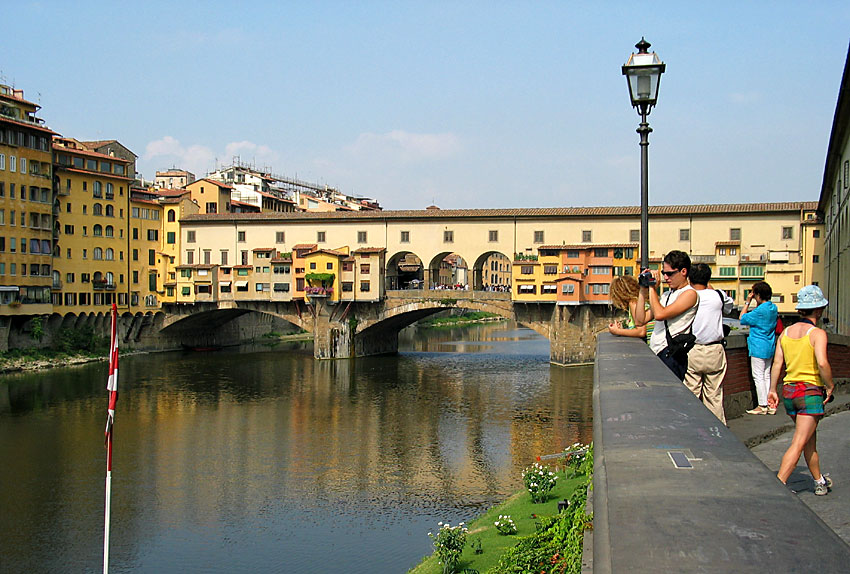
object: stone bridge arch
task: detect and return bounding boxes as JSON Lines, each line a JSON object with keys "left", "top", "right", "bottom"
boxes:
{"left": 156, "top": 302, "right": 313, "bottom": 348}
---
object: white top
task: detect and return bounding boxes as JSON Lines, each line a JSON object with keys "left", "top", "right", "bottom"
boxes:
{"left": 692, "top": 289, "right": 734, "bottom": 344}
{"left": 649, "top": 285, "right": 699, "bottom": 354}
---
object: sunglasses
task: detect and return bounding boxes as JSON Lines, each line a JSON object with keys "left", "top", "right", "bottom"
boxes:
{"left": 660, "top": 270, "right": 680, "bottom": 277}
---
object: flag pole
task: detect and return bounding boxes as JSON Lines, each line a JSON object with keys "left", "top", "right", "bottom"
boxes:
{"left": 103, "top": 303, "right": 119, "bottom": 574}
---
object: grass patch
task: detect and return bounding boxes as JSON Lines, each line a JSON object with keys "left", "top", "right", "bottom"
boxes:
{"left": 410, "top": 447, "right": 592, "bottom": 574}
{"left": 419, "top": 312, "right": 504, "bottom": 328}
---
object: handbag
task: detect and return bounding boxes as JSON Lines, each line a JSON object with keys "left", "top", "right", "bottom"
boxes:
{"left": 662, "top": 290, "right": 696, "bottom": 357}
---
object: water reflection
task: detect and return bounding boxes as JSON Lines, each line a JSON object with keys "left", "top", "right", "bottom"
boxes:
{"left": 0, "top": 321, "right": 592, "bottom": 573}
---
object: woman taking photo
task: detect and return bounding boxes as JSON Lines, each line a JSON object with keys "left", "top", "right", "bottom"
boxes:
{"left": 740, "top": 281, "right": 778, "bottom": 414}
{"left": 768, "top": 285, "right": 835, "bottom": 495}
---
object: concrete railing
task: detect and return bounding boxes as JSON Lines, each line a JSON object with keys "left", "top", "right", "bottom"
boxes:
{"left": 592, "top": 333, "right": 850, "bottom": 573}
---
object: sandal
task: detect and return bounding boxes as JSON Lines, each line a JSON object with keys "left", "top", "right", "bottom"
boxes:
{"left": 746, "top": 406, "right": 768, "bottom": 415}
{"left": 767, "top": 407, "right": 777, "bottom": 415}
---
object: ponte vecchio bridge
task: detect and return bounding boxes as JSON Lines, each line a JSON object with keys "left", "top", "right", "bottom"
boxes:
{"left": 147, "top": 202, "right": 814, "bottom": 364}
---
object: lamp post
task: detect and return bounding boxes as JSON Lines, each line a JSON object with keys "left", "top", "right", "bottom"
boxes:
{"left": 622, "top": 38, "right": 665, "bottom": 271}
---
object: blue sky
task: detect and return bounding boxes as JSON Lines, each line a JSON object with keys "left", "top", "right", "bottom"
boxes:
{"left": 4, "top": 1, "right": 849, "bottom": 209}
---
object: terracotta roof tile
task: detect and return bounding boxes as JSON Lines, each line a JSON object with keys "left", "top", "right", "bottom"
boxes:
{"left": 352, "top": 247, "right": 387, "bottom": 254}
{"left": 181, "top": 202, "right": 818, "bottom": 223}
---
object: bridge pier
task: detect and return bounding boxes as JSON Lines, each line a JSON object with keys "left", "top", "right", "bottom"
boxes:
{"left": 549, "top": 304, "right": 612, "bottom": 365}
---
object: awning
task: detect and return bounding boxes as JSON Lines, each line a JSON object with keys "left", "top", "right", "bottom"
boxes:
{"left": 0, "top": 286, "right": 20, "bottom": 292}
{"left": 235, "top": 280, "right": 249, "bottom": 288}
{"left": 219, "top": 281, "right": 231, "bottom": 287}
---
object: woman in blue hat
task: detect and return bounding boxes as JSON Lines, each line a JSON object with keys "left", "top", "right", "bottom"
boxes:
{"left": 768, "top": 285, "right": 835, "bottom": 495}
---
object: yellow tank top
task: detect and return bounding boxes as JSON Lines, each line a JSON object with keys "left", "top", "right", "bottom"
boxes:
{"left": 781, "top": 328, "right": 822, "bottom": 386}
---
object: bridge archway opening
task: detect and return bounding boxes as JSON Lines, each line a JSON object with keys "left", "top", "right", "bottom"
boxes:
{"left": 386, "top": 251, "right": 425, "bottom": 290}
{"left": 428, "top": 252, "right": 469, "bottom": 290}
{"left": 472, "top": 250, "right": 512, "bottom": 292}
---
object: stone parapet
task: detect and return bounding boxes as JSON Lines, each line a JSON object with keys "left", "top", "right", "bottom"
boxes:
{"left": 593, "top": 333, "right": 850, "bottom": 573}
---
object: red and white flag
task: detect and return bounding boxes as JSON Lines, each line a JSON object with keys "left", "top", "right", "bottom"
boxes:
{"left": 104, "top": 303, "right": 119, "bottom": 444}
{"left": 103, "top": 303, "right": 118, "bottom": 574}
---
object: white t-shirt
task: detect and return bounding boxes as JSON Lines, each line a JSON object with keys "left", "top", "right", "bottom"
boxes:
{"left": 649, "top": 285, "right": 699, "bottom": 354}
{"left": 692, "top": 288, "right": 734, "bottom": 345}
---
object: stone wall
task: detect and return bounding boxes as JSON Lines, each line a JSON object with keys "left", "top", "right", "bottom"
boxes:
{"left": 593, "top": 333, "right": 850, "bottom": 572}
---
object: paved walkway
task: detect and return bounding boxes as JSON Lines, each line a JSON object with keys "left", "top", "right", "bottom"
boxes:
{"left": 727, "top": 384, "right": 850, "bottom": 545}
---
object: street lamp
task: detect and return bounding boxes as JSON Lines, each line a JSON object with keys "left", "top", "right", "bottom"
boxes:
{"left": 622, "top": 37, "right": 665, "bottom": 271}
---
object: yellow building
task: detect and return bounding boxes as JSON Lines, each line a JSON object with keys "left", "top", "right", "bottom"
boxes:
{"left": 304, "top": 247, "right": 347, "bottom": 304}
{"left": 0, "top": 84, "right": 54, "bottom": 315}
{"left": 185, "top": 178, "right": 232, "bottom": 214}
{"left": 818, "top": 45, "right": 849, "bottom": 335}
{"left": 159, "top": 190, "right": 198, "bottom": 302}
{"left": 51, "top": 137, "right": 133, "bottom": 313}
{"left": 129, "top": 191, "right": 164, "bottom": 310}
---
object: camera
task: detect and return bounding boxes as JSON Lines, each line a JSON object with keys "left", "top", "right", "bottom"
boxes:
{"left": 638, "top": 269, "right": 656, "bottom": 288}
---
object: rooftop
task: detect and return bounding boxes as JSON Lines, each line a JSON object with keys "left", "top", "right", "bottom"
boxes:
{"left": 183, "top": 202, "right": 819, "bottom": 223}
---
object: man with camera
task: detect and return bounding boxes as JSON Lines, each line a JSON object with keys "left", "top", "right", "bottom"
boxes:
{"left": 683, "top": 263, "right": 734, "bottom": 424}
{"left": 634, "top": 250, "right": 699, "bottom": 381}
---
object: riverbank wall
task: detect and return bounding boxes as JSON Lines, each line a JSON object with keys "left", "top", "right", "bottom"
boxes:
{"left": 0, "top": 311, "right": 302, "bottom": 354}
{"left": 592, "top": 333, "right": 850, "bottom": 573}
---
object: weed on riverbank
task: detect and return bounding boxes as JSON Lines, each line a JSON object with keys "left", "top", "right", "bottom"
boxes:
{"left": 410, "top": 444, "right": 593, "bottom": 574}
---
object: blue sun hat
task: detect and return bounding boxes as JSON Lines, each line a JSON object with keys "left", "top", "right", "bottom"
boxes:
{"left": 796, "top": 285, "right": 828, "bottom": 310}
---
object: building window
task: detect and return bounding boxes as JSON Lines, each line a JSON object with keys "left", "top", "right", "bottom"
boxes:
{"left": 521, "top": 265, "right": 534, "bottom": 275}
{"left": 357, "top": 231, "right": 367, "bottom": 243}
{"left": 813, "top": 229, "right": 820, "bottom": 238}
{"left": 360, "top": 263, "right": 371, "bottom": 273}
{"left": 360, "top": 281, "right": 370, "bottom": 292}
{"left": 781, "top": 226, "right": 793, "bottom": 240}
{"left": 342, "top": 282, "right": 353, "bottom": 292}
{"left": 582, "top": 230, "right": 592, "bottom": 243}
{"left": 489, "top": 230, "right": 498, "bottom": 242}
{"left": 276, "top": 231, "right": 285, "bottom": 243}
{"left": 238, "top": 231, "right": 246, "bottom": 242}
{"left": 187, "top": 231, "right": 196, "bottom": 243}
{"left": 630, "top": 229, "right": 640, "bottom": 242}
{"left": 679, "top": 229, "right": 690, "bottom": 241}
{"left": 593, "top": 248, "right": 608, "bottom": 258}
{"left": 167, "top": 209, "right": 176, "bottom": 222}
{"left": 444, "top": 230, "right": 453, "bottom": 243}
{"left": 533, "top": 230, "right": 544, "bottom": 243}
{"left": 813, "top": 255, "right": 820, "bottom": 263}
{"left": 730, "top": 228, "right": 741, "bottom": 241}
{"left": 719, "top": 247, "right": 726, "bottom": 255}
{"left": 206, "top": 202, "right": 217, "bottom": 213}
{"left": 147, "top": 229, "right": 158, "bottom": 241}
{"left": 543, "top": 265, "right": 558, "bottom": 274}
{"left": 562, "top": 283, "right": 575, "bottom": 294}
{"left": 317, "top": 231, "right": 326, "bottom": 243}
{"left": 167, "top": 231, "right": 176, "bottom": 244}
{"left": 400, "top": 231, "right": 410, "bottom": 243}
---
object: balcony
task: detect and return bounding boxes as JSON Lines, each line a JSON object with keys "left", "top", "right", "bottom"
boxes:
{"left": 92, "top": 281, "right": 116, "bottom": 291}
{"left": 305, "top": 286, "right": 333, "bottom": 297}
{"left": 691, "top": 255, "right": 716, "bottom": 264}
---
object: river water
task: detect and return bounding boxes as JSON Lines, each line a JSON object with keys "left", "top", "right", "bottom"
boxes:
{"left": 0, "top": 321, "right": 593, "bottom": 573}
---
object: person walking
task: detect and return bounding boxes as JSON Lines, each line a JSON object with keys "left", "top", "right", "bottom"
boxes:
{"left": 683, "top": 264, "right": 733, "bottom": 424}
{"left": 767, "top": 285, "right": 835, "bottom": 495}
{"left": 740, "top": 281, "right": 778, "bottom": 415}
